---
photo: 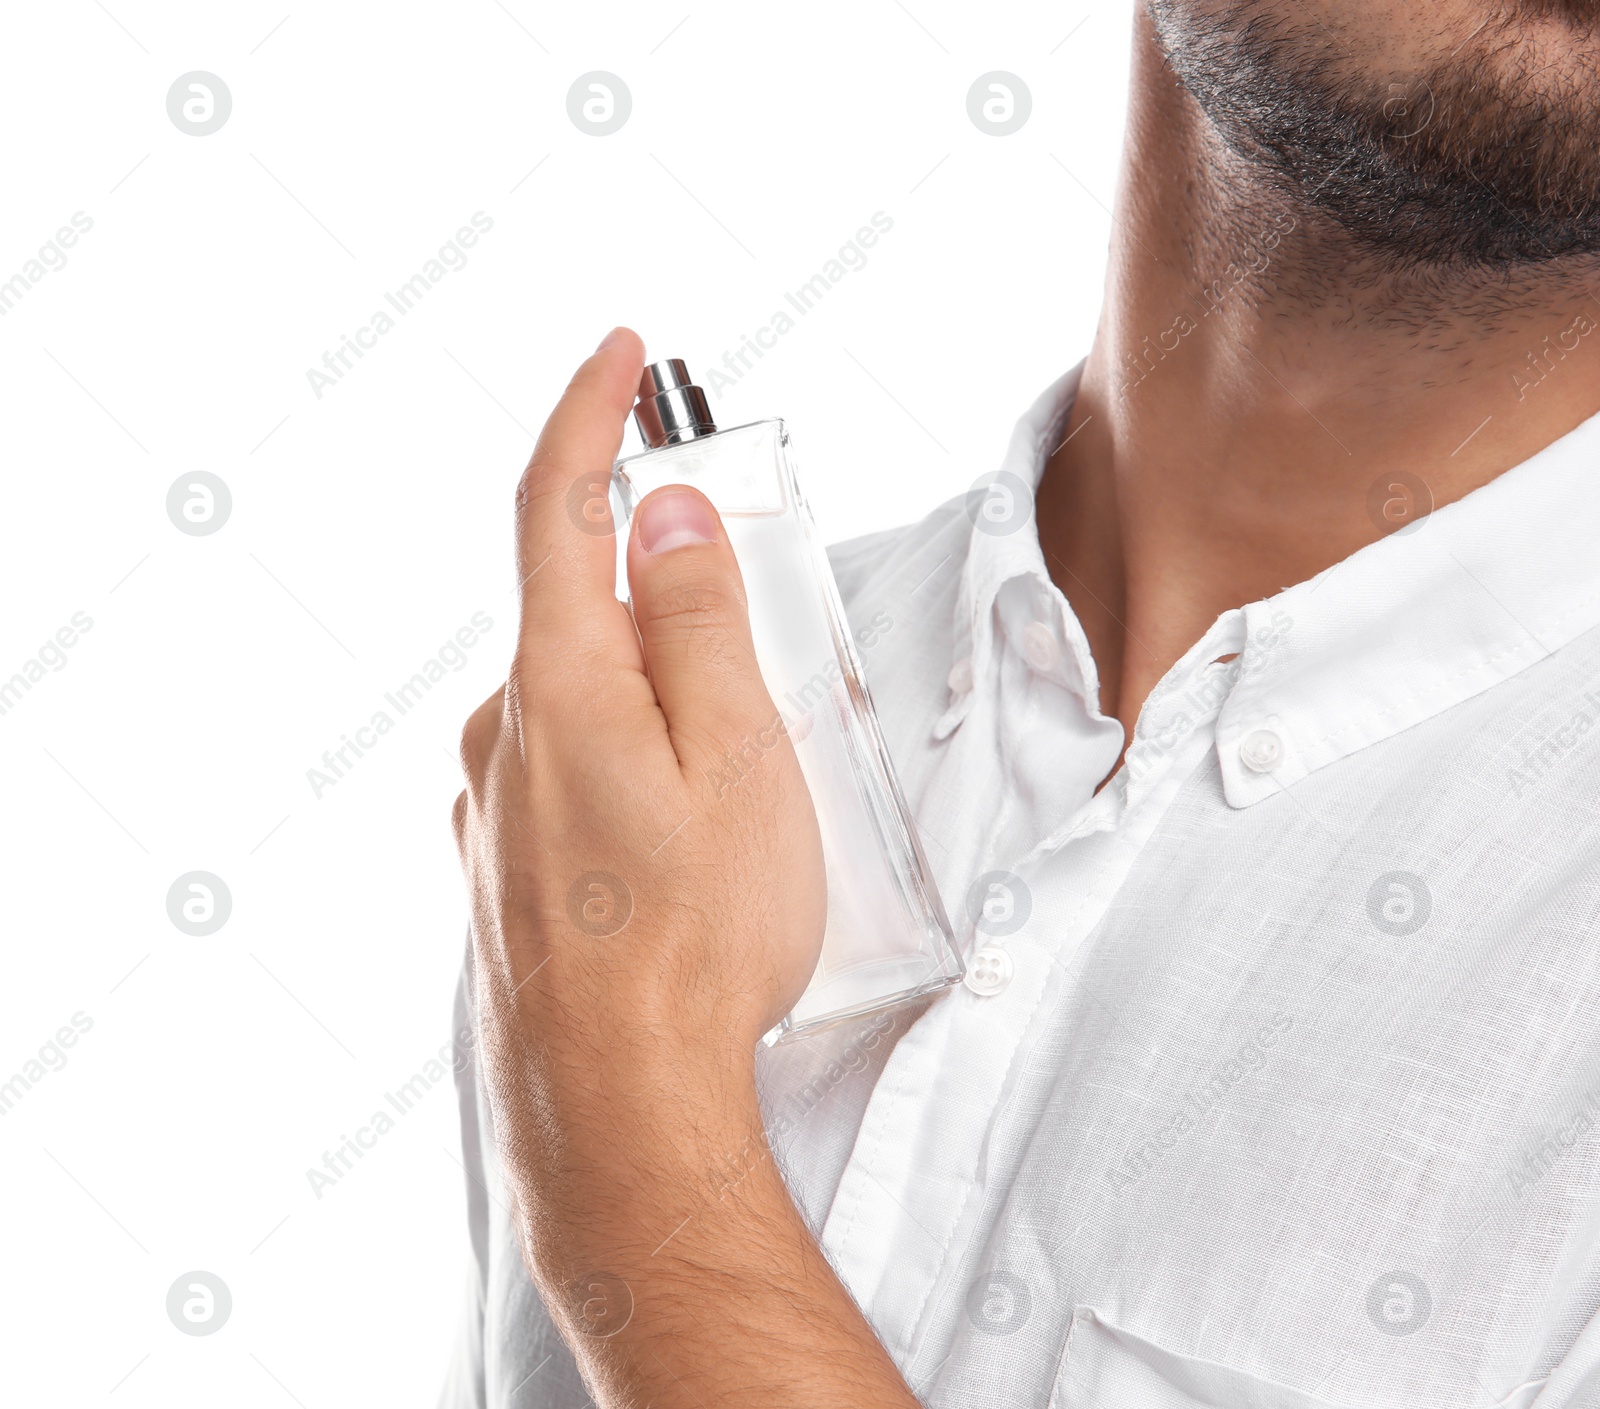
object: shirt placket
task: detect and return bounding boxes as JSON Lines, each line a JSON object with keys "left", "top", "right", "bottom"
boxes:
{"left": 820, "top": 609, "right": 1250, "bottom": 1375}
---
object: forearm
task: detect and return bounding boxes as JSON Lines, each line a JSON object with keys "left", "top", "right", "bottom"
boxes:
{"left": 513, "top": 1072, "right": 922, "bottom": 1409}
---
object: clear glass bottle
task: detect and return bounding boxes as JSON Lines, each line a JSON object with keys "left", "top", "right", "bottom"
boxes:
{"left": 611, "top": 360, "right": 964, "bottom": 1042}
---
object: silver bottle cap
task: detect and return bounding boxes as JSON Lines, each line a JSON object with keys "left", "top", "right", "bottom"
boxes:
{"left": 634, "top": 359, "right": 717, "bottom": 447}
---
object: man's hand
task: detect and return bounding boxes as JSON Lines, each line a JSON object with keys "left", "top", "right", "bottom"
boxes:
{"left": 453, "top": 328, "right": 923, "bottom": 1408}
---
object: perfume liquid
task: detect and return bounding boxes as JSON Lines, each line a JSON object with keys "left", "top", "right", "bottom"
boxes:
{"left": 611, "top": 360, "right": 964, "bottom": 1042}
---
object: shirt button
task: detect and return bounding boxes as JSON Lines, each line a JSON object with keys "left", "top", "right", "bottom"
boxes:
{"left": 1240, "top": 728, "right": 1284, "bottom": 773}
{"left": 964, "top": 945, "right": 1013, "bottom": 996}
{"left": 948, "top": 656, "right": 974, "bottom": 695}
{"left": 1020, "top": 621, "right": 1058, "bottom": 673}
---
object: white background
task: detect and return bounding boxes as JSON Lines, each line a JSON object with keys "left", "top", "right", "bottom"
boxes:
{"left": 0, "top": 2, "right": 1129, "bottom": 1402}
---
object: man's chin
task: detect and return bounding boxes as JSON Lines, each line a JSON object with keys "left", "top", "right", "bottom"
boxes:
{"left": 1149, "top": 0, "right": 1600, "bottom": 268}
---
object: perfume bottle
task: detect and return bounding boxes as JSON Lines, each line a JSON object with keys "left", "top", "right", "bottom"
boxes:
{"left": 611, "top": 360, "right": 964, "bottom": 1043}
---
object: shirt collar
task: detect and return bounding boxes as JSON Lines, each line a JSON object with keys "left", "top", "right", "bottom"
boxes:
{"left": 935, "top": 362, "right": 1086, "bottom": 741}
{"left": 939, "top": 363, "right": 1600, "bottom": 807}
{"left": 1218, "top": 406, "right": 1600, "bottom": 805}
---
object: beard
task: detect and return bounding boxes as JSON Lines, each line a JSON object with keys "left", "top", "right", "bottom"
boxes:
{"left": 1145, "top": 0, "right": 1600, "bottom": 270}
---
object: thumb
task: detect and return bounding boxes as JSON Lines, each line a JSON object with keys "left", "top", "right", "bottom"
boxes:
{"left": 626, "top": 486, "right": 777, "bottom": 768}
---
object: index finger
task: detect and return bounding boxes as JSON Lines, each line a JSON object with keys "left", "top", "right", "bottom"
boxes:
{"left": 513, "top": 326, "right": 646, "bottom": 654}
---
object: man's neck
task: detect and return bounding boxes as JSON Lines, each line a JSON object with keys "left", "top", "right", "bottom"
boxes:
{"left": 1040, "top": 9, "right": 1600, "bottom": 750}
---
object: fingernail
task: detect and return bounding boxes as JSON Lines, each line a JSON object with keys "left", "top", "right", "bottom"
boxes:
{"left": 596, "top": 326, "right": 625, "bottom": 352}
{"left": 638, "top": 489, "right": 719, "bottom": 554}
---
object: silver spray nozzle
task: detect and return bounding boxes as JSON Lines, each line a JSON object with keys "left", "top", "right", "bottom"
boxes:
{"left": 633, "top": 359, "right": 717, "bottom": 447}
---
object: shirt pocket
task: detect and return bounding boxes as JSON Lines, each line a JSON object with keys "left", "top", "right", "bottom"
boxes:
{"left": 1046, "top": 1307, "right": 1553, "bottom": 1409}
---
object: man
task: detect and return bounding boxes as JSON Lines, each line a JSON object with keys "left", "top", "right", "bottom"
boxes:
{"left": 444, "top": 2, "right": 1600, "bottom": 1404}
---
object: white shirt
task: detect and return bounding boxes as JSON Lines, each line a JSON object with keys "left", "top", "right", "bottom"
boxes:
{"left": 443, "top": 364, "right": 1600, "bottom": 1409}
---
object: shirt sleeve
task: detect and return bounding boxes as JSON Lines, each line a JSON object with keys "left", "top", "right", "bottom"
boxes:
{"left": 438, "top": 927, "right": 488, "bottom": 1409}
{"left": 1530, "top": 1306, "right": 1600, "bottom": 1407}
{"left": 437, "top": 926, "right": 593, "bottom": 1409}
